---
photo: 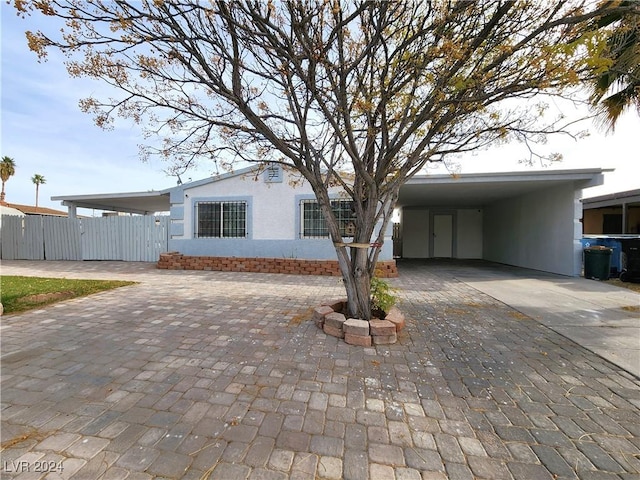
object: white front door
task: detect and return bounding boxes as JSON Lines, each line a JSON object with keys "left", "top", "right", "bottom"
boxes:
{"left": 433, "top": 214, "right": 453, "bottom": 258}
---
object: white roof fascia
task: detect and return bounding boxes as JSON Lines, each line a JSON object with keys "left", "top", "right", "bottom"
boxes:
{"left": 52, "top": 191, "right": 170, "bottom": 214}
{"left": 407, "top": 168, "right": 613, "bottom": 185}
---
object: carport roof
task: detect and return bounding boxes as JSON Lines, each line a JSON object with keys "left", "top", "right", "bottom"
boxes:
{"left": 398, "top": 168, "right": 609, "bottom": 207}
{"left": 51, "top": 190, "right": 172, "bottom": 215}
{"left": 51, "top": 167, "right": 609, "bottom": 214}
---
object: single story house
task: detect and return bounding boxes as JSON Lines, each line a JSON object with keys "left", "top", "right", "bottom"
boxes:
{"left": 582, "top": 189, "right": 640, "bottom": 235}
{"left": 52, "top": 165, "right": 608, "bottom": 277}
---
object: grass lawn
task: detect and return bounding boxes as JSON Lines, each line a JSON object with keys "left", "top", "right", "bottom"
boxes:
{"left": 0, "top": 276, "right": 137, "bottom": 315}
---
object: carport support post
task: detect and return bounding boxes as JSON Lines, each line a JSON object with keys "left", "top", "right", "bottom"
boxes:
{"left": 622, "top": 202, "right": 627, "bottom": 234}
{"left": 66, "top": 203, "right": 77, "bottom": 219}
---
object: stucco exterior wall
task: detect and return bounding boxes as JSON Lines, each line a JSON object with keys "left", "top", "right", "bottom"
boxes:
{"left": 457, "top": 209, "right": 483, "bottom": 259}
{"left": 167, "top": 167, "right": 394, "bottom": 261}
{"left": 483, "top": 183, "right": 581, "bottom": 276}
{"left": 400, "top": 207, "right": 483, "bottom": 259}
{"left": 583, "top": 206, "right": 640, "bottom": 234}
{"left": 178, "top": 172, "right": 315, "bottom": 240}
{"left": 401, "top": 208, "right": 430, "bottom": 258}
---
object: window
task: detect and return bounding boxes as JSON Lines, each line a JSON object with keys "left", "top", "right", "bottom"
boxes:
{"left": 196, "top": 201, "right": 247, "bottom": 238}
{"left": 301, "top": 199, "right": 355, "bottom": 238}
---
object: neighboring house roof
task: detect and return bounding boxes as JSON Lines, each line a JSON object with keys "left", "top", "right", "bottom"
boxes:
{"left": 50, "top": 167, "right": 610, "bottom": 214}
{"left": 581, "top": 189, "right": 640, "bottom": 209}
{"left": 0, "top": 204, "right": 25, "bottom": 216}
{"left": 3, "top": 202, "right": 68, "bottom": 216}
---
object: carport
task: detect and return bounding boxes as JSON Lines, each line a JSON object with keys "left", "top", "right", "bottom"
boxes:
{"left": 52, "top": 190, "right": 171, "bottom": 217}
{"left": 396, "top": 168, "right": 608, "bottom": 276}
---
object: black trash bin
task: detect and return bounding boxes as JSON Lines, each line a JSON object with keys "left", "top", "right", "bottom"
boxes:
{"left": 584, "top": 246, "right": 612, "bottom": 280}
{"left": 619, "top": 238, "right": 640, "bottom": 282}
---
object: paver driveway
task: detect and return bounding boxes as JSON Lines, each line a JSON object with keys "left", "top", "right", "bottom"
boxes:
{"left": 1, "top": 260, "right": 639, "bottom": 479}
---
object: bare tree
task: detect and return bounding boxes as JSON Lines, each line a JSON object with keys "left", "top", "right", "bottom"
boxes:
{"left": 14, "top": 0, "right": 636, "bottom": 319}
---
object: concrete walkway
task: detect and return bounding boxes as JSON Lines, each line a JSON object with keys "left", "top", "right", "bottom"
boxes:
{"left": 1, "top": 260, "right": 639, "bottom": 479}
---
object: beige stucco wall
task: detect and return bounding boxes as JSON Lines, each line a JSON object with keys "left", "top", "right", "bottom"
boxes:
{"left": 583, "top": 206, "right": 640, "bottom": 234}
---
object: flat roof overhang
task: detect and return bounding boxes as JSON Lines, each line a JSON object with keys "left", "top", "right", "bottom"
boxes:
{"left": 582, "top": 189, "right": 640, "bottom": 209}
{"left": 397, "top": 168, "right": 609, "bottom": 207}
{"left": 51, "top": 168, "right": 610, "bottom": 214}
{"left": 51, "top": 191, "right": 170, "bottom": 215}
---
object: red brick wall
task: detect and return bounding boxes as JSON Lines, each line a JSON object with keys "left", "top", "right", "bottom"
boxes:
{"left": 157, "top": 252, "right": 398, "bottom": 278}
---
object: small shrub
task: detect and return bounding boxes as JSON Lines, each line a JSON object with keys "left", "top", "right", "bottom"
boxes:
{"left": 370, "top": 274, "right": 396, "bottom": 317}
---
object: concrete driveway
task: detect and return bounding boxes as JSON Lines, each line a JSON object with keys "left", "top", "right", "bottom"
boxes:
{"left": 1, "top": 259, "right": 639, "bottom": 479}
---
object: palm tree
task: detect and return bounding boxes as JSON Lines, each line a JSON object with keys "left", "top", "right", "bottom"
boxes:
{"left": 31, "top": 174, "right": 46, "bottom": 209}
{"left": 590, "top": 3, "right": 640, "bottom": 132}
{"left": 1, "top": 156, "right": 16, "bottom": 203}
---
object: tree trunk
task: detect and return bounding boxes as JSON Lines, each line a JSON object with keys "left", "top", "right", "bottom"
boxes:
{"left": 338, "top": 244, "right": 372, "bottom": 320}
{"left": 333, "top": 203, "right": 381, "bottom": 320}
{"left": 309, "top": 178, "right": 397, "bottom": 320}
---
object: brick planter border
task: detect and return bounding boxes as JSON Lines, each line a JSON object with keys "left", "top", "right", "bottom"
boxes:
{"left": 313, "top": 299, "right": 406, "bottom": 345}
{"left": 157, "top": 252, "right": 398, "bottom": 278}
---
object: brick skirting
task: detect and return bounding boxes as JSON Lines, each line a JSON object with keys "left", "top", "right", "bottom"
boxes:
{"left": 157, "top": 252, "right": 398, "bottom": 278}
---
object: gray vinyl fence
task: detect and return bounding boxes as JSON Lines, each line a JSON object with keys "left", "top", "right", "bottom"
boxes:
{"left": 0, "top": 214, "right": 169, "bottom": 262}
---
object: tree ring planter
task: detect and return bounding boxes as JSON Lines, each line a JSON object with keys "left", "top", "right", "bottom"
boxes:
{"left": 313, "top": 299, "right": 405, "bottom": 345}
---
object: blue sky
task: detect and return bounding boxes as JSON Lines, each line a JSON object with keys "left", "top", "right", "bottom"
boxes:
{"left": 1, "top": 4, "right": 207, "bottom": 212}
{"left": 1, "top": 4, "right": 638, "bottom": 213}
